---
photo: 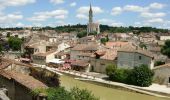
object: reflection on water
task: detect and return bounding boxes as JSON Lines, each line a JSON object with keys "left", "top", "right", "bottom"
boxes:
{"left": 60, "top": 75, "right": 169, "bottom": 100}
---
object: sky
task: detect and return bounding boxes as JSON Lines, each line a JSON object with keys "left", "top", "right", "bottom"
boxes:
{"left": 0, "top": 0, "right": 170, "bottom": 29}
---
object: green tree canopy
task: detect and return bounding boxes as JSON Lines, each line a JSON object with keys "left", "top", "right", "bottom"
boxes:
{"left": 161, "top": 40, "right": 170, "bottom": 58}
{"left": 70, "top": 87, "right": 99, "bottom": 100}
{"left": 8, "top": 36, "right": 23, "bottom": 51}
{"left": 105, "top": 64, "right": 117, "bottom": 80}
{"left": 0, "top": 44, "right": 2, "bottom": 53}
{"left": 128, "top": 65, "right": 154, "bottom": 87}
{"left": 32, "top": 87, "right": 99, "bottom": 100}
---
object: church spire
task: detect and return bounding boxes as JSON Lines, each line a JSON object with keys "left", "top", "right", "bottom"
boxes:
{"left": 89, "top": 3, "right": 93, "bottom": 23}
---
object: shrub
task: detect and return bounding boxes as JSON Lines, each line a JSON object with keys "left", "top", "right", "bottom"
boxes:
{"left": 128, "top": 65, "right": 154, "bottom": 87}
{"left": 70, "top": 87, "right": 99, "bottom": 100}
{"left": 32, "top": 87, "right": 99, "bottom": 100}
{"left": 105, "top": 64, "right": 117, "bottom": 80}
{"left": 161, "top": 40, "right": 170, "bottom": 58}
{"left": 47, "top": 87, "right": 72, "bottom": 100}
{"left": 112, "top": 69, "right": 130, "bottom": 83}
{"left": 154, "top": 61, "right": 165, "bottom": 66}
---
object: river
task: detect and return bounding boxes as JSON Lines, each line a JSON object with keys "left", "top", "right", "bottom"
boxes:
{"left": 60, "top": 75, "right": 169, "bottom": 100}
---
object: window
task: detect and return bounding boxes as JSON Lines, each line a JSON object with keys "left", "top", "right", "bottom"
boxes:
{"left": 100, "top": 63, "right": 105, "bottom": 66}
{"left": 139, "top": 56, "right": 142, "bottom": 60}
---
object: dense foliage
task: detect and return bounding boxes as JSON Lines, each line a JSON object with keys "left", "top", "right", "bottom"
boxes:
{"left": 105, "top": 64, "right": 117, "bottom": 79}
{"left": 38, "top": 25, "right": 169, "bottom": 34}
{"left": 33, "top": 87, "right": 99, "bottom": 100}
{"left": 2, "top": 24, "right": 167, "bottom": 34}
{"left": 139, "top": 42, "right": 147, "bottom": 49}
{"left": 100, "top": 35, "right": 109, "bottom": 44}
{"left": 8, "top": 36, "right": 23, "bottom": 51}
{"left": 161, "top": 40, "right": 170, "bottom": 58}
{"left": 154, "top": 61, "right": 165, "bottom": 66}
{"left": 0, "top": 44, "right": 2, "bottom": 53}
{"left": 77, "top": 31, "right": 97, "bottom": 38}
{"left": 47, "top": 87, "right": 72, "bottom": 100}
{"left": 128, "top": 65, "right": 154, "bottom": 87}
{"left": 106, "top": 64, "right": 154, "bottom": 87}
{"left": 70, "top": 87, "right": 99, "bottom": 100}
{"left": 30, "top": 67, "right": 60, "bottom": 87}
{"left": 77, "top": 31, "right": 87, "bottom": 38}
{"left": 112, "top": 69, "right": 130, "bottom": 83}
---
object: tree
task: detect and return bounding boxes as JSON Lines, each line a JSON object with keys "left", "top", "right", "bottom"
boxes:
{"left": 77, "top": 31, "right": 87, "bottom": 38}
{"left": 89, "top": 31, "right": 97, "bottom": 36}
{"left": 0, "top": 44, "right": 2, "bottom": 53}
{"left": 128, "top": 65, "right": 154, "bottom": 87}
{"left": 100, "top": 38, "right": 107, "bottom": 44}
{"left": 32, "top": 87, "right": 99, "bottom": 100}
{"left": 70, "top": 87, "right": 99, "bottom": 100}
{"left": 8, "top": 36, "right": 23, "bottom": 51}
{"left": 112, "top": 69, "right": 130, "bottom": 83}
{"left": 161, "top": 40, "right": 170, "bottom": 58}
{"left": 139, "top": 42, "right": 147, "bottom": 49}
{"left": 105, "top": 64, "right": 117, "bottom": 80}
{"left": 47, "top": 87, "right": 72, "bottom": 100}
{"left": 6, "top": 32, "right": 10, "bottom": 38}
{"left": 154, "top": 61, "right": 165, "bottom": 66}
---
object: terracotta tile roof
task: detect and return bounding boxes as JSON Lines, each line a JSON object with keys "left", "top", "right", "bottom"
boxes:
{"left": 77, "top": 53, "right": 93, "bottom": 57}
{"left": 71, "top": 44, "right": 98, "bottom": 51}
{"left": 149, "top": 47, "right": 161, "bottom": 52}
{"left": 33, "top": 50, "right": 56, "bottom": 57}
{"left": 0, "top": 70, "right": 48, "bottom": 90}
{"left": 71, "top": 60, "right": 89, "bottom": 67}
{"left": 105, "top": 41, "right": 129, "bottom": 49}
{"left": 118, "top": 44, "right": 154, "bottom": 58}
{"left": 2, "top": 58, "right": 32, "bottom": 68}
{"left": 0, "top": 59, "right": 12, "bottom": 70}
{"left": 94, "top": 47, "right": 117, "bottom": 60}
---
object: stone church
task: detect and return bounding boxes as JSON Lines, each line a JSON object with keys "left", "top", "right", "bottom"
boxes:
{"left": 87, "top": 4, "right": 100, "bottom": 35}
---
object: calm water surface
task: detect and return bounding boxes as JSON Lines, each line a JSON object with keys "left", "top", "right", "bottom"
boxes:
{"left": 60, "top": 75, "right": 169, "bottom": 100}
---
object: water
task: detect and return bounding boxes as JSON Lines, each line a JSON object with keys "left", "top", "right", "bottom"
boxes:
{"left": 60, "top": 75, "right": 169, "bottom": 100}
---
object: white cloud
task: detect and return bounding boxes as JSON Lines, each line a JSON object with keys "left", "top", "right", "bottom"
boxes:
{"left": 140, "top": 12, "right": 166, "bottom": 18}
{"left": 76, "top": 14, "right": 88, "bottom": 20}
{"left": 16, "top": 22, "right": 25, "bottom": 27}
{"left": 32, "top": 23, "right": 42, "bottom": 27}
{"left": 0, "top": 13, "right": 23, "bottom": 24}
{"left": 0, "top": 0, "right": 36, "bottom": 10}
{"left": 149, "top": 2, "right": 166, "bottom": 9}
{"left": 98, "top": 19, "right": 114, "bottom": 24}
{"left": 70, "top": 2, "right": 76, "bottom": 7}
{"left": 77, "top": 6, "right": 103, "bottom": 14}
{"left": 98, "top": 18, "right": 124, "bottom": 26}
{"left": 147, "top": 18, "right": 164, "bottom": 23}
{"left": 50, "top": 0, "right": 64, "bottom": 4}
{"left": 111, "top": 7, "right": 122, "bottom": 15}
{"left": 124, "top": 5, "right": 147, "bottom": 12}
{"left": 111, "top": 2, "right": 166, "bottom": 16}
{"left": 76, "top": 6, "right": 103, "bottom": 20}
{"left": 111, "top": 22, "right": 124, "bottom": 27}
{"left": 28, "top": 9, "right": 68, "bottom": 21}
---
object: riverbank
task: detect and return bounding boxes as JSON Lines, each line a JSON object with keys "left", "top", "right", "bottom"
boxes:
{"left": 54, "top": 68, "right": 170, "bottom": 98}
{"left": 32, "top": 64, "right": 170, "bottom": 99}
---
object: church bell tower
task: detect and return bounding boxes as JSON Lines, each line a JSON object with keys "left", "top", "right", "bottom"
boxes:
{"left": 89, "top": 4, "right": 93, "bottom": 24}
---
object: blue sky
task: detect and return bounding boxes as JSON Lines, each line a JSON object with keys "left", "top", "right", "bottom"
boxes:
{"left": 0, "top": 0, "right": 170, "bottom": 29}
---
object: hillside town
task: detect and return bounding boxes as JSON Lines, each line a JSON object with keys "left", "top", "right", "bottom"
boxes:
{"left": 0, "top": 1, "right": 170, "bottom": 100}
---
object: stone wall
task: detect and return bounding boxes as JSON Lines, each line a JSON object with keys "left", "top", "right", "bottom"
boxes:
{"left": 117, "top": 52, "right": 153, "bottom": 69}
{"left": 153, "top": 67, "right": 170, "bottom": 85}
{"left": 0, "top": 76, "right": 32, "bottom": 100}
{"left": 90, "top": 58, "right": 116, "bottom": 73}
